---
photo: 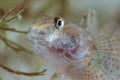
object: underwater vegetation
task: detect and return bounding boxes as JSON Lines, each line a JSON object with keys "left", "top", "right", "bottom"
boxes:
{"left": 0, "top": 0, "right": 120, "bottom": 80}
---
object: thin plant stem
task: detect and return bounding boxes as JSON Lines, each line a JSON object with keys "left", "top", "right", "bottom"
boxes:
{"left": 0, "top": 64, "right": 47, "bottom": 76}
{"left": 0, "top": 26, "right": 27, "bottom": 34}
{"left": 0, "top": 35, "right": 33, "bottom": 54}
{"left": 2, "top": 0, "right": 29, "bottom": 22}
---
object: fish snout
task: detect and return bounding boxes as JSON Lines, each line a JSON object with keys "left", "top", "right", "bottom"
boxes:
{"left": 28, "top": 26, "right": 43, "bottom": 44}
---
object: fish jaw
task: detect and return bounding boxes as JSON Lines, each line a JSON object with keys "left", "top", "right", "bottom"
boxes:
{"left": 28, "top": 16, "right": 92, "bottom": 66}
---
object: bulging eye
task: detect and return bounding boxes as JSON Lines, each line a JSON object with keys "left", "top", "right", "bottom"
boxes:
{"left": 54, "top": 16, "right": 64, "bottom": 29}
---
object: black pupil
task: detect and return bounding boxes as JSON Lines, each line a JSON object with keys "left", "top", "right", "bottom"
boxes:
{"left": 58, "top": 21, "right": 62, "bottom": 26}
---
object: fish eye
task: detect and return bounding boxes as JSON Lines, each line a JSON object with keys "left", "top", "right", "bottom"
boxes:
{"left": 54, "top": 16, "right": 64, "bottom": 29}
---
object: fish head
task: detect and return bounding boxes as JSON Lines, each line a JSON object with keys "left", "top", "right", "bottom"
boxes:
{"left": 28, "top": 16, "right": 91, "bottom": 66}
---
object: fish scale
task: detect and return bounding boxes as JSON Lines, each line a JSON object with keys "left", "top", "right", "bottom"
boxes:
{"left": 85, "top": 56, "right": 114, "bottom": 80}
{"left": 99, "top": 53, "right": 118, "bottom": 79}
{"left": 84, "top": 22, "right": 120, "bottom": 80}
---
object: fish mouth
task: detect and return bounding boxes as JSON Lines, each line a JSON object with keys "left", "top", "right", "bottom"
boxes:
{"left": 49, "top": 40, "right": 89, "bottom": 65}
{"left": 50, "top": 44, "right": 80, "bottom": 57}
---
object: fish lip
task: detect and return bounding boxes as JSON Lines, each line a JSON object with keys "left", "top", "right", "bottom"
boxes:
{"left": 53, "top": 43, "right": 89, "bottom": 65}
{"left": 50, "top": 44, "right": 80, "bottom": 56}
{"left": 60, "top": 48, "right": 89, "bottom": 65}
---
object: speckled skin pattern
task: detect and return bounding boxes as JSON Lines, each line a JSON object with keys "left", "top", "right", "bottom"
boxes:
{"left": 28, "top": 10, "right": 120, "bottom": 80}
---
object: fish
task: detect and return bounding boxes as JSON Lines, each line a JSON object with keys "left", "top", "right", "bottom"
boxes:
{"left": 27, "top": 10, "right": 120, "bottom": 80}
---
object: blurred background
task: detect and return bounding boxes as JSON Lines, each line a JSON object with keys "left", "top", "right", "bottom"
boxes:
{"left": 0, "top": 0, "right": 120, "bottom": 80}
